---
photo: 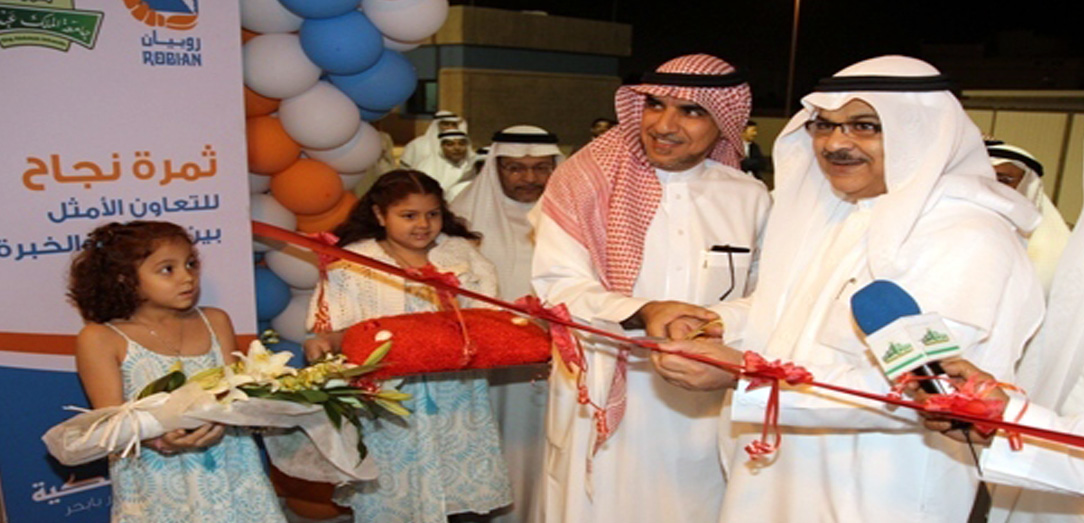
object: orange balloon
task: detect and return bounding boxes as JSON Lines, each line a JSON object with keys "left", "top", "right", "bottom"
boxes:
{"left": 270, "top": 159, "right": 344, "bottom": 215}
{"left": 244, "top": 85, "right": 280, "bottom": 117}
{"left": 241, "top": 28, "right": 259, "bottom": 44}
{"left": 247, "top": 116, "right": 301, "bottom": 174}
{"left": 297, "top": 191, "right": 358, "bottom": 233}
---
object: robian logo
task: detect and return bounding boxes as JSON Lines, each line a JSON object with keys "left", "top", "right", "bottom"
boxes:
{"left": 0, "top": 0, "right": 104, "bottom": 51}
{"left": 882, "top": 342, "right": 913, "bottom": 364}
{"left": 124, "top": 0, "right": 198, "bottom": 31}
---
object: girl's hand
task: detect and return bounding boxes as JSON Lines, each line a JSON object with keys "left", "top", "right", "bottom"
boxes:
{"left": 304, "top": 337, "right": 335, "bottom": 362}
{"left": 150, "top": 424, "right": 226, "bottom": 455}
{"left": 303, "top": 331, "right": 344, "bottom": 363}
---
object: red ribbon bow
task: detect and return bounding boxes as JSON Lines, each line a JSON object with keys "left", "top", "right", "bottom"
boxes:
{"left": 515, "top": 296, "right": 584, "bottom": 374}
{"left": 919, "top": 374, "right": 1026, "bottom": 448}
{"left": 404, "top": 264, "right": 474, "bottom": 364}
{"left": 740, "top": 351, "right": 814, "bottom": 460}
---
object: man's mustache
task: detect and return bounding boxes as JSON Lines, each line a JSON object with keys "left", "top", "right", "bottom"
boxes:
{"left": 822, "top": 149, "right": 865, "bottom": 163}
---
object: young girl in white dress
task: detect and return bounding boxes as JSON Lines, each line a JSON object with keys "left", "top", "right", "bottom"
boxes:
{"left": 304, "top": 170, "right": 512, "bottom": 523}
{"left": 68, "top": 221, "right": 285, "bottom": 523}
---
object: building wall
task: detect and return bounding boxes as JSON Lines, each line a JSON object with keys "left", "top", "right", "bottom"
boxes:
{"left": 398, "top": 6, "right": 631, "bottom": 150}
{"left": 439, "top": 68, "right": 620, "bottom": 150}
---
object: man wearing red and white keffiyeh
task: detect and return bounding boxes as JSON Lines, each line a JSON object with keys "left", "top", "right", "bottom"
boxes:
{"left": 531, "top": 54, "right": 771, "bottom": 523}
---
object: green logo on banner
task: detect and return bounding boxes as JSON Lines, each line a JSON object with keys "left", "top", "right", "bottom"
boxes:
{"left": 0, "top": 0, "right": 104, "bottom": 51}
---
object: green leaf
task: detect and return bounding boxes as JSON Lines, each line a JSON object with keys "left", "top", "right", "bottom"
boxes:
{"left": 335, "top": 364, "right": 382, "bottom": 379}
{"left": 362, "top": 341, "right": 392, "bottom": 367}
{"left": 137, "top": 370, "right": 187, "bottom": 400}
{"left": 323, "top": 401, "right": 343, "bottom": 429}
{"left": 374, "top": 390, "right": 413, "bottom": 402}
{"left": 374, "top": 398, "right": 411, "bottom": 418}
{"left": 298, "top": 389, "right": 330, "bottom": 403}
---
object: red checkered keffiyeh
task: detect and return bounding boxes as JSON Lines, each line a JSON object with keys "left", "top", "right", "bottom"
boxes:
{"left": 539, "top": 54, "right": 752, "bottom": 472}
{"left": 541, "top": 53, "right": 752, "bottom": 294}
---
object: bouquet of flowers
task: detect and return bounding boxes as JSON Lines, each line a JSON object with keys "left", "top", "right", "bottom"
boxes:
{"left": 43, "top": 340, "right": 409, "bottom": 484}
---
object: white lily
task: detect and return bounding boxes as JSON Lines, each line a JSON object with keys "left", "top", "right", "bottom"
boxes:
{"left": 233, "top": 340, "right": 296, "bottom": 384}
{"left": 207, "top": 365, "right": 256, "bottom": 404}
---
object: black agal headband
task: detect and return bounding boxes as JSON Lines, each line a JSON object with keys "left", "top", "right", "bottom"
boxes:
{"left": 491, "top": 132, "right": 559, "bottom": 144}
{"left": 640, "top": 70, "right": 747, "bottom": 88}
{"left": 814, "top": 74, "right": 953, "bottom": 92}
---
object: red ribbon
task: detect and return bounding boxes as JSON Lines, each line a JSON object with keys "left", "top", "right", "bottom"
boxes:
{"left": 515, "top": 297, "right": 583, "bottom": 373}
{"left": 900, "top": 373, "right": 1029, "bottom": 450}
{"left": 739, "top": 352, "right": 814, "bottom": 459}
{"left": 514, "top": 296, "right": 620, "bottom": 466}
{"left": 403, "top": 264, "right": 475, "bottom": 364}
{"left": 309, "top": 231, "right": 340, "bottom": 334}
{"left": 252, "top": 221, "right": 1084, "bottom": 455}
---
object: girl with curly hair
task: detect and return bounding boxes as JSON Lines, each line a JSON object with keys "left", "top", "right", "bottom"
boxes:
{"left": 68, "top": 220, "right": 285, "bottom": 523}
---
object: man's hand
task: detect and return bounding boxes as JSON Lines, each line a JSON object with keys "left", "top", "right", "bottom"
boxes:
{"left": 624, "top": 300, "right": 719, "bottom": 338}
{"left": 906, "top": 359, "right": 1007, "bottom": 446}
{"left": 651, "top": 339, "right": 741, "bottom": 391}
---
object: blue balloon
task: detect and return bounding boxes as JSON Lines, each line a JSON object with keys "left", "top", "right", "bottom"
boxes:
{"left": 359, "top": 106, "right": 389, "bottom": 121}
{"left": 299, "top": 11, "right": 383, "bottom": 75}
{"left": 254, "top": 266, "right": 291, "bottom": 321}
{"left": 258, "top": 320, "right": 272, "bottom": 333}
{"left": 279, "top": 0, "right": 359, "bottom": 19}
{"left": 329, "top": 49, "right": 417, "bottom": 112}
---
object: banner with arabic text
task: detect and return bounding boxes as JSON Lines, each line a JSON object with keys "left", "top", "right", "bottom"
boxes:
{"left": 0, "top": 0, "right": 251, "bottom": 520}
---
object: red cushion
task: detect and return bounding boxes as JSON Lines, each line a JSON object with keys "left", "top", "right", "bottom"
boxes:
{"left": 341, "top": 309, "right": 552, "bottom": 379}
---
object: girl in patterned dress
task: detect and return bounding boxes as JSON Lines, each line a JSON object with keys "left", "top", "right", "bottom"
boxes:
{"left": 68, "top": 221, "right": 286, "bottom": 523}
{"left": 304, "top": 170, "right": 512, "bottom": 523}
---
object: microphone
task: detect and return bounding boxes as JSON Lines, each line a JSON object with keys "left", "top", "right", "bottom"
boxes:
{"left": 850, "top": 280, "right": 962, "bottom": 395}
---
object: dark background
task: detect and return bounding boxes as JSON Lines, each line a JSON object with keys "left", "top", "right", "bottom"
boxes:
{"left": 454, "top": 0, "right": 1083, "bottom": 115}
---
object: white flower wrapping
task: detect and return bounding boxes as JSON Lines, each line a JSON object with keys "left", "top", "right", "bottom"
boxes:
{"left": 42, "top": 341, "right": 407, "bottom": 484}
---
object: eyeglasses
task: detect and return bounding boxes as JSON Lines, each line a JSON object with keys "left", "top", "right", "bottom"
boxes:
{"left": 803, "top": 119, "right": 882, "bottom": 138}
{"left": 498, "top": 162, "right": 555, "bottom": 176}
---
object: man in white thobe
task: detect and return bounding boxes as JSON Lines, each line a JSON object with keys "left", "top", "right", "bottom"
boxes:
{"left": 400, "top": 110, "right": 467, "bottom": 169}
{"left": 451, "top": 125, "right": 564, "bottom": 523}
{"left": 654, "top": 55, "right": 1045, "bottom": 523}
{"left": 986, "top": 141, "right": 1071, "bottom": 296}
{"left": 918, "top": 161, "right": 1084, "bottom": 522}
{"left": 416, "top": 130, "right": 474, "bottom": 198}
{"left": 531, "top": 54, "right": 771, "bottom": 523}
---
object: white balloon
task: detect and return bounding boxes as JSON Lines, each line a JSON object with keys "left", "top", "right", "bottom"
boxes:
{"left": 340, "top": 172, "right": 367, "bottom": 191}
{"left": 244, "top": 34, "right": 321, "bottom": 99}
{"left": 241, "top": 0, "right": 303, "bottom": 34}
{"left": 382, "top": 35, "right": 424, "bottom": 52}
{"left": 271, "top": 291, "right": 313, "bottom": 344}
{"left": 249, "top": 172, "right": 272, "bottom": 194}
{"left": 304, "top": 121, "right": 382, "bottom": 173}
{"left": 361, "top": 0, "right": 448, "bottom": 42}
{"left": 279, "top": 81, "right": 361, "bottom": 150}
{"left": 251, "top": 193, "right": 297, "bottom": 252}
{"left": 265, "top": 245, "right": 320, "bottom": 289}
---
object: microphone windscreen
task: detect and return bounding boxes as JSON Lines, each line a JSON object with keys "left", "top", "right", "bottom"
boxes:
{"left": 850, "top": 280, "right": 921, "bottom": 335}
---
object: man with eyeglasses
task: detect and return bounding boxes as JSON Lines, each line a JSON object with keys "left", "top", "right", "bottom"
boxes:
{"left": 450, "top": 125, "right": 564, "bottom": 523}
{"left": 652, "top": 56, "right": 1043, "bottom": 522}
{"left": 531, "top": 54, "right": 770, "bottom": 523}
